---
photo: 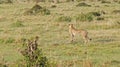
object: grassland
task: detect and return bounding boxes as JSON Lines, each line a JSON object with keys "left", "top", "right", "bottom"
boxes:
{"left": 0, "top": 1, "right": 120, "bottom": 67}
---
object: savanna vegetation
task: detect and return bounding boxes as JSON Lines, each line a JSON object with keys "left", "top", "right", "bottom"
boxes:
{"left": 0, "top": 0, "right": 120, "bottom": 67}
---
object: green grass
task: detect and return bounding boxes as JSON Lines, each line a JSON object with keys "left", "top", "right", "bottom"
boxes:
{"left": 11, "top": 20, "right": 24, "bottom": 27}
{"left": 0, "top": 1, "right": 120, "bottom": 67}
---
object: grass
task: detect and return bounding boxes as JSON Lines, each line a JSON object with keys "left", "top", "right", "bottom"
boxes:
{"left": 56, "top": 15, "right": 72, "bottom": 22}
{"left": 11, "top": 20, "right": 24, "bottom": 27}
{"left": 0, "top": 1, "right": 120, "bottom": 67}
{"left": 75, "top": 13, "right": 94, "bottom": 22}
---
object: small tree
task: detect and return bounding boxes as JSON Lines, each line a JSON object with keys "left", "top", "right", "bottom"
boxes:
{"left": 20, "top": 36, "right": 49, "bottom": 67}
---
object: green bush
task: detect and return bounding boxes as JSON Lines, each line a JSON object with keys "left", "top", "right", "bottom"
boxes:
{"left": 11, "top": 20, "right": 24, "bottom": 27}
{"left": 57, "top": 16, "right": 72, "bottom": 22}
{"left": 76, "top": 2, "right": 91, "bottom": 7}
{"left": 20, "top": 36, "right": 50, "bottom": 67}
{"left": 75, "top": 13, "right": 94, "bottom": 22}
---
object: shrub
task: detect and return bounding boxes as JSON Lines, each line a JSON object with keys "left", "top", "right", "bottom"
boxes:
{"left": 76, "top": 2, "right": 91, "bottom": 7}
{"left": 20, "top": 36, "right": 50, "bottom": 67}
{"left": 31, "top": 4, "right": 42, "bottom": 13}
{"left": 57, "top": 16, "right": 72, "bottom": 22}
{"left": 24, "top": 4, "right": 50, "bottom": 15}
{"left": 11, "top": 20, "right": 24, "bottom": 27}
{"left": 75, "top": 13, "right": 94, "bottom": 22}
{"left": 24, "top": 4, "right": 42, "bottom": 15}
